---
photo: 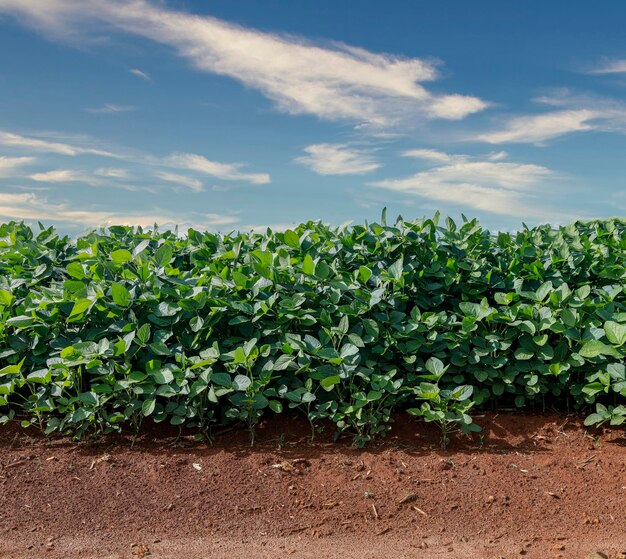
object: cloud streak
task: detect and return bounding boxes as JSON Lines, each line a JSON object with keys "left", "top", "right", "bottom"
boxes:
{"left": 371, "top": 150, "right": 555, "bottom": 217}
{"left": 0, "top": 128, "right": 272, "bottom": 188}
{"left": 475, "top": 90, "right": 626, "bottom": 145}
{"left": 0, "top": 155, "right": 35, "bottom": 177}
{"left": 155, "top": 171, "right": 203, "bottom": 192}
{"left": 476, "top": 109, "right": 600, "bottom": 144}
{"left": 588, "top": 59, "right": 626, "bottom": 75}
{"left": 0, "top": 0, "right": 488, "bottom": 127}
{"left": 0, "top": 191, "right": 240, "bottom": 230}
{"left": 0, "top": 130, "right": 115, "bottom": 157}
{"left": 295, "top": 143, "right": 380, "bottom": 175}
{"left": 165, "top": 153, "right": 270, "bottom": 184}
{"left": 86, "top": 103, "right": 137, "bottom": 114}
{"left": 29, "top": 168, "right": 101, "bottom": 185}
{"left": 130, "top": 67, "right": 152, "bottom": 81}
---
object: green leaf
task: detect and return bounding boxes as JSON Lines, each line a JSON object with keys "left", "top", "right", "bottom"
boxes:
{"left": 284, "top": 229, "right": 300, "bottom": 249}
{"left": 536, "top": 281, "right": 553, "bottom": 302}
{"left": 0, "top": 289, "right": 13, "bottom": 306}
{"left": 579, "top": 340, "right": 621, "bottom": 359}
{"left": 388, "top": 258, "right": 403, "bottom": 281}
{"left": 451, "top": 385, "right": 473, "bottom": 401}
{"left": 269, "top": 400, "right": 283, "bottom": 413}
{"left": 604, "top": 321, "right": 626, "bottom": 346}
{"left": 233, "top": 374, "right": 251, "bottom": 391}
{"left": 302, "top": 253, "right": 316, "bottom": 275}
{"left": 358, "top": 266, "right": 372, "bottom": 284}
{"left": 155, "top": 243, "right": 173, "bottom": 267}
{"left": 152, "top": 369, "right": 174, "bottom": 384}
{"left": 111, "top": 283, "right": 131, "bottom": 307}
{"left": 136, "top": 323, "right": 151, "bottom": 344}
{"left": 425, "top": 357, "right": 445, "bottom": 376}
{"left": 320, "top": 375, "right": 341, "bottom": 390}
{"left": 142, "top": 399, "right": 156, "bottom": 416}
{"left": 211, "top": 373, "right": 232, "bottom": 387}
{"left": 68, "top": 298, "right": 93, "bottom": 320}
{"left": 110, "top": 249, "right": 132, "bottom": 264}
{"left": 66, "top": 262, "right": 85, "bottom": 279}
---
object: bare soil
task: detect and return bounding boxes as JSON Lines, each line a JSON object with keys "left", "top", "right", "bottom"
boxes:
{"left": 1, "top": 413, "right": 626, "bottom": 559}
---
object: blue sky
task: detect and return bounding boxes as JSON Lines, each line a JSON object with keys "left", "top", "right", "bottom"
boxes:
{"left": 0, "top": 0, "right": 625, "bottom": 233}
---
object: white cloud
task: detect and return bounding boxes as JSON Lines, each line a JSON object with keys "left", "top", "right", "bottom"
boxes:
{"left": 475, "top": 89, "right": 626, "bottom": 145}
{"left": 27, "top": 167, "right": 156, "bottom": 192}
{"left": 0, "top": 128, "right": 271, "bottom": 189}
{"left": 487, "top": 150, "right": 508, "bottom": 161}
{"left": 94, "top": 167, "right": 130, "bottom": 179}
{"left": 0, "top": 191, "right": 239, "bottom": 229}
{"left": 155, "top": 171, "right": 203, "bottom": 192}
{"left": 0, "top": 130, "right": 115, "bottom": 157}
{"left": 295, "top": 143, "right": 380, "bottom": 175}
{"left": 166, "top": 153, "right": 270, "bottom": 184}
{"left": 0, "top": 156, "right": 35, "bottom": 177}
{"left": 401, "top": 148, "right": 457, "bottom": 163}
{"left": 475, "top": 109, "right": 600, "bottom": 144}
{"left": 0, "top": 0, "right": 488, "bottom": 126}
{"left": 371, "top": 150, "right": 554, "bottom": 217}
{"left": 86, "top": 103, "right": 137, "bottom": 114}
{"left": 130, "top": 67, "right": 152, "bottom": 81}
{"left": 589, "top": 59, "right": 626, "bottom": 75}
{"left": 29, "top": 168, "right": 101, "bottom": 185}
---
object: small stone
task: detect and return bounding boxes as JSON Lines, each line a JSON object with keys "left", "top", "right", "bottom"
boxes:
{"left": 586, "top": 553, "right": 609, "bottom": 559}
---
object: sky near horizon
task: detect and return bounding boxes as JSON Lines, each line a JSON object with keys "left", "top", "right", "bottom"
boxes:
{"left": 0, "top": 0, "right": 625, "bottom": 234}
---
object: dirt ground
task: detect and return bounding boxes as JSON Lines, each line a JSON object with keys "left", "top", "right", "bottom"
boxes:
{"left": 1, "top": 413, "right": 626, "bottom": 559}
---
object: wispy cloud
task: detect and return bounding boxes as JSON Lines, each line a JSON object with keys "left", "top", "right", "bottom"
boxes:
{"left": 166, "top": 153, "right": 270, "bottom": 184}
{"left": 0, "top": 0, "right": 488, "bottom": 127}
{"left": 85, "top": 103, "right": 137, "bottom": 114}
{"left": 155, "top": 171, "right": 203, "bottom": 192}
{"left": 371, "top": 150, "right": 555, "bottom": 217}
{"left": 94, "top": 167, "right": 130, "bottom": 179}
{"left": 0, "top": 155, "right": 35, "bottom": 177}
{"left": 476, "top": 109, "right": 600, "bottom": 144}
{"left": 475, "top": 89, "right": 626, "bottom": 145}
{"left": 129, "top": 67, "right": 152, "bottom": 81}
{"left": 0, "top": 128, "right": 271, "bottom": 189}
{"left": 29, "top": 169, "right": 101, "bottom": 185}
{"left": 0, "top": 130, "right": 115, "bottom": 157}
{"left": 295, "top": 143, "right": 380, "bottom": 175}
{"left": 588, "top": 59, "right": 626, "bottom": 75}
{"left": 401, "top": 148, "right": 456, "bottom": 163}
{"left": 0, "top": 191, "right": 240, "bottom": 230}
{"left": 27, "top": 168, "right": 148, "bottom": 191}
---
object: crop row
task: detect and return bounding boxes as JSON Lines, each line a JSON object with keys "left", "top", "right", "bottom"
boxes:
{"left": 0, "top": 213, "right": 625, "bottom": 446}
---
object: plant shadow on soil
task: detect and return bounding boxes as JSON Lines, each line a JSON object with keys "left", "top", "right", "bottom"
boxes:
{"left": 0, "top": 411, "right": 565, "bottom": 460}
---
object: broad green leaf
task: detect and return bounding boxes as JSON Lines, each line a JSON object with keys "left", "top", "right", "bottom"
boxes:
{"left": 302, "top": 253, "right": 316, "bottom": 275}
{"left": 68, "top": 298, "right": 93, "bottom": 320}
{"left": 142, "top": 399, "right": 156, "bottom": 416}
{"left": 152, "top": 369, "right": 174, "bottom": 384}
{"left": 579, "top": 340, "right": 621, "bottom": 359}
{"left": 0, "top": 289, "right": 14, "bottom": 306}
{"left": 283, "top": 229, "right": 300, "bottom": 249}
{"left": 110, "top": 249, "right": 132, "bottom": 263}
{"left": 155, "top": 243, "right": 173, "bottom": 267}
{"left": 604, "top": 321, "right": 626, "bottom": 346}
{"left": 320, "top": 375, "right": 341, "bottom": 390}
{"left": 111, "top": 283, "right": 131, "bottom": 307}
{"left": 388, "top": 258, "right": 403, "bottom": 281}
{"left": 66, "top": 262, "right": 85, "bottom": 279}
{"left": 136, "top": 323, "right": 151, "bottom": 344}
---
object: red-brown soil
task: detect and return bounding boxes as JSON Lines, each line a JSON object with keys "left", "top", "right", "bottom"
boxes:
{"left": 1, "top": 413, "right": 626, "bottom": 559}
